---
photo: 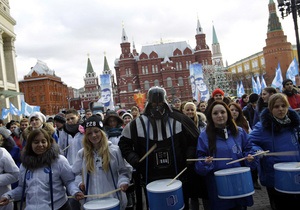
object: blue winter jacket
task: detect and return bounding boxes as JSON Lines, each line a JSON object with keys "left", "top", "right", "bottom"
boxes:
{"left": 248, "top": 107, "right": 300, "bottom": 188}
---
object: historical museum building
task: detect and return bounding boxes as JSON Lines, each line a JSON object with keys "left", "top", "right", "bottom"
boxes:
{"left": 114, "top": 19, "right": 215, "bottom": 109}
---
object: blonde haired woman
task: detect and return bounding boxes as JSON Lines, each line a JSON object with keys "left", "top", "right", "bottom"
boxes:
{"left": 182, "top": 102, "right": 209, "bottom": 210}
{"left": 183, "top": 102, "right": 206, "bottom": 132}
{"left": 72, "top": 115, "right": 132, "bottom": 210}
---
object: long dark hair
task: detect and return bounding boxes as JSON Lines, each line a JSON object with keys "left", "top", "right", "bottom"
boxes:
{"left": 206, "top": 101, "right": 238, "bottom": 155}
{"left": 23, "top": 129, "right": 54, "bottom": 156}
{"left": 228, "top": 102, "right": 249, "bottom": 133}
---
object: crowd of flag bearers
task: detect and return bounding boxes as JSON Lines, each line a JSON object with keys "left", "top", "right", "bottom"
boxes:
{"left": 0, "top": 79, "right": 300, "bottom": 209}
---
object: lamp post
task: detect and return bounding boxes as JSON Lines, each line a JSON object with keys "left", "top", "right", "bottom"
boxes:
{"left": 277, "top": 0, "right": 300, "bottom": 73}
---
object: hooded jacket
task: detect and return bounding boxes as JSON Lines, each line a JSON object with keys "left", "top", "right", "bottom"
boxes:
{"left": 2, "top": 144, "right": 80, "bottom": 210}
{"left": 248, "top": 107, "right": 300, "bottom": 188}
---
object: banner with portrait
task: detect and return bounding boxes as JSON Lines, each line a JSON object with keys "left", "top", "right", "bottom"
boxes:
{"left": 189, "top": 63, "right": 210, "bottom": 102}
{"left": 99, "top": 74, "right": 114, "bottom": 111}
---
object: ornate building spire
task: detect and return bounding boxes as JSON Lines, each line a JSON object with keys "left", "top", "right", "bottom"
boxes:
{"left": 212, "top": 24, "right": 223, "bottom": 67}
{"left": 121, "top": 21, "right": 128, "bottom": 43}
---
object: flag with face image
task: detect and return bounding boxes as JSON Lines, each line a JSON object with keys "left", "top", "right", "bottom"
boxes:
{"left": 189, "top": 64, "right": 209, "bottom": 102}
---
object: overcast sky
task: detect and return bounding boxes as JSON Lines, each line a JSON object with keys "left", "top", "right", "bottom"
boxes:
{"left": 10, "top": 0, "right": 296, "bottom": 89}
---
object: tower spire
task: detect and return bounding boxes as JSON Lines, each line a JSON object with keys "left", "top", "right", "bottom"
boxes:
{"left": 196, "top": 15, "right": 203, "bottom": 34}
{"left": 121, "top": 21, "right": 128, "bottom": 43}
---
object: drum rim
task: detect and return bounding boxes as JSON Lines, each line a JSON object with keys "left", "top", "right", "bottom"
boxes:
{"left": 83, "top": 198, "right": 120, "bottom": 209}
{"left": 274, "top": 162, "right": 300, "bottom": 171}
{"left": 214, "top": 167, "right": 250, "bottom": 176}
{"left": 146, "top": 179, "right": 182, "bottom": 193}
{"left": 275, "top": 187, "right": 300, "bottom": 194}
{"left": 218, "top": 190, "right": 254, "bottom": 199}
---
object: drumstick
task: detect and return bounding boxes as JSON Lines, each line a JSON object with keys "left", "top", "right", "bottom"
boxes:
{"left": 226, "top": 150, "right": 270, "bottom": 165}
{"left": 187, "top": 158, "right": 233, "bottom": 161}
{"left": 139, "top": 143, "right": 157, "bottom": 162}
{"left": 68, "top": 183, "right": 134, "bottom": 199}
{"left": 167, "top": 167, "right": 187, "bottom": 186}
{"left": 264, "top": 151, "right": 299, "bottom": 156}
{"left": 62, "top": 144, "right": 71, "bottom": 152}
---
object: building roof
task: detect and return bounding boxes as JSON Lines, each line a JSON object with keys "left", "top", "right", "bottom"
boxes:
{"left": 26, "top": 60, "right": 55, "bottom": 76}
{"left": 140, "top": 41, "right": 193, "bottom": 58}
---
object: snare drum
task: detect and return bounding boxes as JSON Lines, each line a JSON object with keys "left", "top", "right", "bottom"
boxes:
{"left": 214, "top": 167, "right": 254, "bottom": 199}
{"left": 83, "top": 198, "right": 120, "bottom": 210}
{"left": 274, "top": 162, "right": 300, "bottom": 194}
{"left": 146, "top": 179, "right": 184, "bottom": 210}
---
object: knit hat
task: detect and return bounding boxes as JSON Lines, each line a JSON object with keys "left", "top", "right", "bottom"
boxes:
{"left": 282, "top": 79, "right": 293, "bottom": 86}
{"left": 103, "top": 111, "right": 124, "bottom": 126}
{"left": 85, "top": 115, "right": 103, "bottom": 129}
{"left": 249, "top": 93, "right": 259, "bottom": 103}
{"left": 29, "top": 112, "right": 46, "bottom": 123}
{"left": 0, "top": 127, "right": 11, "bottom": 139}
{"left": 212, "top": 88, "right": 225, "bottom": 97}
{"left": 54, "top": 113, "right": 66, "bottom": 124}
{"left": 122, "top": 112, "right": 133, "bottom": 120}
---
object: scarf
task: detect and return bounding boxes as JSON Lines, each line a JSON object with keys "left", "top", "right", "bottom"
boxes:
{"left": 64, "top": 123, "right": 80, "bottom": 137}
{"left": 105, "top": 127, "right": 123, "bottom": 138}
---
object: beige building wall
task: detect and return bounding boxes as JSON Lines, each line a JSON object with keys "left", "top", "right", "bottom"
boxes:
{"left": 0, "top": 0, "right": 21, "bottom": 122}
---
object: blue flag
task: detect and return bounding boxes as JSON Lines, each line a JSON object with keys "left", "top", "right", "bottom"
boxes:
{"left": 261, "top": 75, "right": 267, "bottom": 90}
{"left": 286, "top": 57, "right": 298, "bottom": 84}
{"left": 252, "top": 76, "right": 259, "bottom": 94}
{"left": 1, "top": 108, "right": 10, "bottom": 119}
{"left": 256, "top": 76, "right": 262, "bottom": 94}
{"left": 10, "top": 102, "right": 21, "bottom": 116}
{"left": 271, "top": 63, "right": 283, "bottom": 91}
{"left": 238, "top": 81, "right": 245, "bottom": 97}
{"left": 236, "top": 82, "right": 240, "bottom": 97}
{"left": 21, "top": 101, "right": 40, "bottom": 116}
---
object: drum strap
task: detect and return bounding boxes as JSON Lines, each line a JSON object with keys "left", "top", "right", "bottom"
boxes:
{"left": 109, "top": 164, "right": 120, "bottom": 200}
{"left": 20, "top": 167, "right": 54, "bottom": 210}
{"left": 20, "top": 169, "right": 28, "bottom": 210}
{"left": 64, "top": 135, "right": 69, "bottom": 157}
{"left": 85, "top": 172, "right": 90, "bottom": 202}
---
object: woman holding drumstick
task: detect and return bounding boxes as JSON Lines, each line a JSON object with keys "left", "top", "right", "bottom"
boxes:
{"left": 72, "top": 115, "right": 132, "bottom": 210}
{"left": 248, "top": 93, "right": 300, "bottom": 210}
{"left": 195, "top": 100, "right": 257, "bottom": 210}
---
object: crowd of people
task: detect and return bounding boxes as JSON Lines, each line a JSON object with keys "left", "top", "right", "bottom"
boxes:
{"left": 0, "top": 79, "right": 299, "bottom": 210}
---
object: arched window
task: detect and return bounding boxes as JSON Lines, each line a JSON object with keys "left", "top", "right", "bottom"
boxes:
{"left": 154, "top": 79, "right": 160, "bottom": 86}
{"left": 167, "top": 77, "right": 172, "bottom": 87}
{"left": 144, "top": 80, "right": 150, "bottom": 90}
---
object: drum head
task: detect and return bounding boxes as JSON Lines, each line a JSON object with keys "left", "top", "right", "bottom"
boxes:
{"left": 214, "top": 167, "right": 250, "bottom": 176}
{"left": 146, "top": 179, "right": 182, "bottom": 193}
{"left": 83, "top": 198, "right": 119, "bottom": 210}
{"left": 274, "top": 162, "right": 300, "bottom": 171}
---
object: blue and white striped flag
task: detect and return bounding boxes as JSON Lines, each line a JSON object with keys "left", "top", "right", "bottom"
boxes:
{"left": 256, "top": 76, "right": 262, "bottom": 94}
{"left": 261, "top": 75, "right": 267, "bottom": 90}
{"left": 252, "top": 76, "right": 259, "bottom": 94}
{"left": 10, "top": 102, "right": 21, "bottom": 116}
{"left": 271, "top": 63, "right": 283, "bottom": 91}
{"left": 1, "top": 108, "right": 10, "bottom": 119}
{"left": 286, "top": 57, "right": 298, "bottom": 84}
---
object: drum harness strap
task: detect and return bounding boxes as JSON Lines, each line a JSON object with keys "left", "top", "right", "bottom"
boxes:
{"left": 145, "top": 115, "right": 178, "bottom": 184}
{"left": 20, "top": 166, "right": 54, "bottom": 210}
{"left": 64, "top": 135, "right": 69, "bottom": 157}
